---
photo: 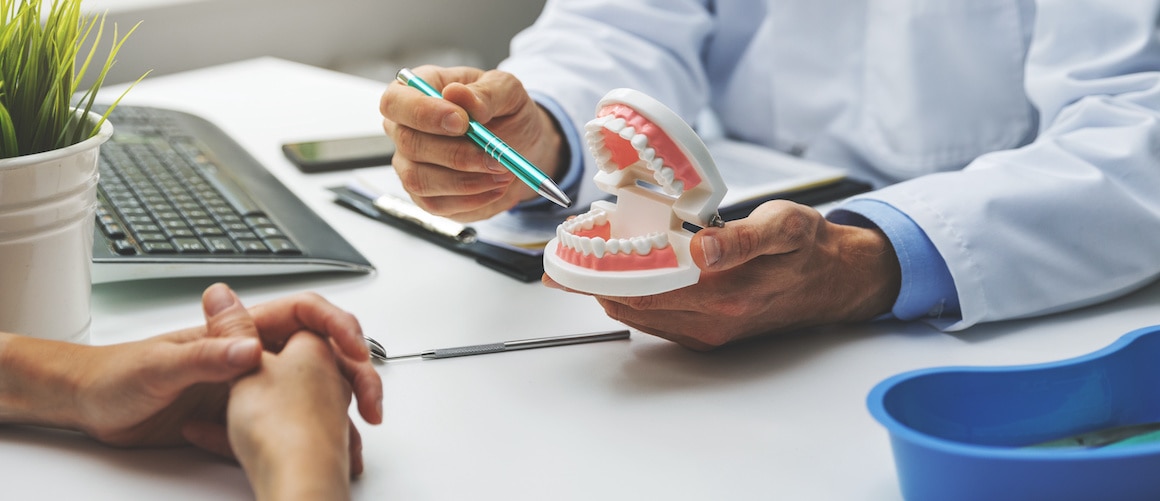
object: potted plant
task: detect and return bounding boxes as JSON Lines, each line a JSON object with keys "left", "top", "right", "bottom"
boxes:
{"left": 0, "top": 0, "right": 142, "bottom": 342}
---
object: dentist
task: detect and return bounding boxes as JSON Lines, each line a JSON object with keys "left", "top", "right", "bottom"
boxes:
{"left": 380, "top": 0, "right": 1160, "bottom": 350}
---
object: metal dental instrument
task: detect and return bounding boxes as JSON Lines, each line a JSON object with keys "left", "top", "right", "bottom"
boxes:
{"left": 395, "top": 67, "right": 572, "bottom": 209}
{"left": 364, "top": 335, "right": 388, "bottom": 362}
{"left": 363, "top": 329, "right": 630, "bottom": 362}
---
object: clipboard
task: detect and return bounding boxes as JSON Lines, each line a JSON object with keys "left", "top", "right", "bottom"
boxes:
{"left": 330, "top": 186, "right": 547, "bottom": 282}
{"left": 717, "top": 177, "right": 873, "bottom": 222}
{"left": 329, "top": 177, "right": 871, "bottom": 283}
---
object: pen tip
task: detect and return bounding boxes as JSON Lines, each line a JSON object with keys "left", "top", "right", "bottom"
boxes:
{"left": 540, "top": 183, "right": 572, "bottom": 208}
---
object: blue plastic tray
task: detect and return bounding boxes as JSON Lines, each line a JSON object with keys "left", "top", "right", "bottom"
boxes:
{"left": 868, "top": 324, "right": 1160, "bottom": 501}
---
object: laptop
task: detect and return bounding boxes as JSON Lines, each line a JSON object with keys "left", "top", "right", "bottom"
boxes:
{"left": 91, "top": 105, "right": 374, "bottom": 283}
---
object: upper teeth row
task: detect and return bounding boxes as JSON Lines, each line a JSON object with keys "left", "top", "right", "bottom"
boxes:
{"left": 558, "top": 226, "right": 670, "bottom": 258}
{"left": 586, "top": 114, "right": 686, "bottom": 196}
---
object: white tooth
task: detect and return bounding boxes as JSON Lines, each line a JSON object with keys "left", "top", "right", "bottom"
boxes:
{"left": 581, "top": 215, "right": 595, "bottom": 230}
{"left": 605, "top": 118, "right": 626, "bottom": 133}
{"left": 557, "top": 225, "right": 566, "bottom": 241}
{"left": 618, "top": 238, "right": 634, "bottom": 254}
{"left": 580, "top": 237, "right": 595, "bottom": 256}
{"left": 585, "top": 115, "right": 612, "bottom": 131}
{"left": 594, "top": 149, "right": 613, "bottom": 170}
{"left": 573, "top": 235, "right": 586, "bottom": 253}
{"left": 648, "top": 158, "right": 664, "bottom": 172}
{"left": 631, "top": 134, "right": 648, "bottom": 150}
{"left": 619, "top": 127, "right": 635, "bottom": 140}
{"left": 586, "top": 130, "right": 603, "bottom": 143}
{"left": 590, "top": 238, "right": 606, "bottom": 258}
{"left": 671, "top": 180, "right": 684, "bottom": 195}
{"left": 659, "top": 167, "right": 675, "bottom": 184}
{"left": 631, "top": 237, "right": 651, "bottom": 255}
{"left": 594, "top": 211, "right": 607, "bottom": 226}
{"left": 640, "top": 147, "right": 655, "bottom": 162}
{"left": 560, "top": 231, "right": 575, "bottom": 250}
{"left": 651, "top": 232, "right": 669, "bottom": 249}
{"left": 606, "top": 239, "right": 620, "bottom": 254}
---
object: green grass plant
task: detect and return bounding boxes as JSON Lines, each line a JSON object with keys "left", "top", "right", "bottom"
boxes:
{"left": 0, "top": 0, "right": 143, "bottom": 159}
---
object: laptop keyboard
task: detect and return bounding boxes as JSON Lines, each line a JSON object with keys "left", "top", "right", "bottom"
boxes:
{"left": 96, "top": 107, "right": 301, "bottom": 258}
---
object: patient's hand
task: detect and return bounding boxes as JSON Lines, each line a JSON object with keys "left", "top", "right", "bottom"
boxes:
{"left": 226, "top": 331, "right": 354, "bottom": 501}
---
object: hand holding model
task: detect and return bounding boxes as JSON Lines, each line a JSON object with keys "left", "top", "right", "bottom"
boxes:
{"left": 546, "top": 200, "right": 900, "bottom": 350}
{"left": 540, "top": 88, "right": 901, "bottom": 349}
{"left": 380, "top": 65, "right": 568, "bottom": 221}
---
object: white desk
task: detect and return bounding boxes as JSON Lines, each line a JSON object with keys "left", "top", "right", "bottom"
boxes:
{"left": 3, "top": 58, "right": 1159, "bottom": 500}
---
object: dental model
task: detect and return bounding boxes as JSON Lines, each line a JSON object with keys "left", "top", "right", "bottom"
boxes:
{"left": 543, "top": 89, "right": 727, "bottom": 296}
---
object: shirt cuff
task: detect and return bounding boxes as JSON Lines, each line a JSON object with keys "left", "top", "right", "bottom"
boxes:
{"left": 510, "top": 92, "right": 584, "bottom": 213}
{"left": 827, "top": 199, "right": 960, "bottom": 321}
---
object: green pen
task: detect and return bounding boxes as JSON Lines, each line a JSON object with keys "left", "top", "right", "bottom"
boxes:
{"left": 395, "top": 68, "right": 572, "bottom": 208}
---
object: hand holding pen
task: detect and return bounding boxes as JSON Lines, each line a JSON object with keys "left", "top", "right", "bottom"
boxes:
{"left": 380, "top": 66, "right": 572, "bottom": 219}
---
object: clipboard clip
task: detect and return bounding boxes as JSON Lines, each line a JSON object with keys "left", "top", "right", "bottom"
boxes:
{"left": 338, "top": 182, "right": 476, "bottom": 244}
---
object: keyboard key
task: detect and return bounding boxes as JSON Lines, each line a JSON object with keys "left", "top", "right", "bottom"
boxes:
{"left": 160, "top": 219, "right": 191, "bottom": 231}
{"left": 136, "top": 232, "right": 167, "bottom": 242}
{"left": 167, "top": 228, "right": 196, "bottom": 239}
{"left": 205, "top": 237, "right": 237, "bottom": 254}
{"left": 101, "top": 222, "right": 126, "bottom": 240}
{"left": 245, "top": 215, "right": 275, "bottom": 227}
{"left": 264, "top": 238, "right": 301, "bottom": 255}
{"left": 223, "top": 222, "right": 250, "bottom": 233}
{"left": 173, "top": 238, "right": 207, "bottom": 253}
{"left": 142, "top": 241, "right": 177, "bottom": 254}
{"left": 132, "top": 223, "right": 162, "bottom": 234}
{"left": 254, "top": 226, "right": 286, "bottom": 239}
{"left": 194, "top": 225, "right": 225, "bottom": 237}
{"left": 229, "top": 230, "right": 258, "bottom": 241}
{"left": 236, "top": 239, "right": 270, "bottom": 254}
{"left": 112, "top": 240, "right": 137, "bottom": 255}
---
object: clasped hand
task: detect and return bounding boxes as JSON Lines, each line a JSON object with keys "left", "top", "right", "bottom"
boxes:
{"left": 66, "top": 283, "right": 382, "bottom": 477}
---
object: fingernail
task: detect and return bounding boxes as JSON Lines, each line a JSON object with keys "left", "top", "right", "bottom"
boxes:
{"left": 227, "top": 338, "right": 260, "bottom": 367}
{"left": 486, "top": 158, "right": 508, "bottom": 174}
{"left": 702, "top": 235, "right": 721, "bottom": 267}
{"left": 492, "top": 172, "right": 513, "bottom": 183}
{"left": 441, "top": 113, "right": 465, "bottom": 134}
{"left": 204, "top": 284, "right": 236, "bottom": 316}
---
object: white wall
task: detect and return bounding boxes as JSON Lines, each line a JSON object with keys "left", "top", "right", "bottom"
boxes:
{"left": 91, "top": 0, "right": 547, "bottom": 84}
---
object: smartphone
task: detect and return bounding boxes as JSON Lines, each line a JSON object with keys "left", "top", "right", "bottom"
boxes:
{"left": 281, "top": 134, "right": 396, "bottom": 173}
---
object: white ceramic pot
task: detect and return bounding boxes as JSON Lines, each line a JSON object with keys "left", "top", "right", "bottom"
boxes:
{"left": 0, "top": 112, "right": 112, "bottom": 343}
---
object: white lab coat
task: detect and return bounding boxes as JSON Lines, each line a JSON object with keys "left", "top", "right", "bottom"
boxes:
{"left": 499, "top": 0, "right": 1160, "bottom": 331}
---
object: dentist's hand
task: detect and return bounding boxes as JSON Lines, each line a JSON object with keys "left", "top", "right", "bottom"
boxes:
{"left": 544, "top": 201, "right": 902, "bottom": 350}
{"left": 380, "top": 65, "right": 568, "bottom": 222}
